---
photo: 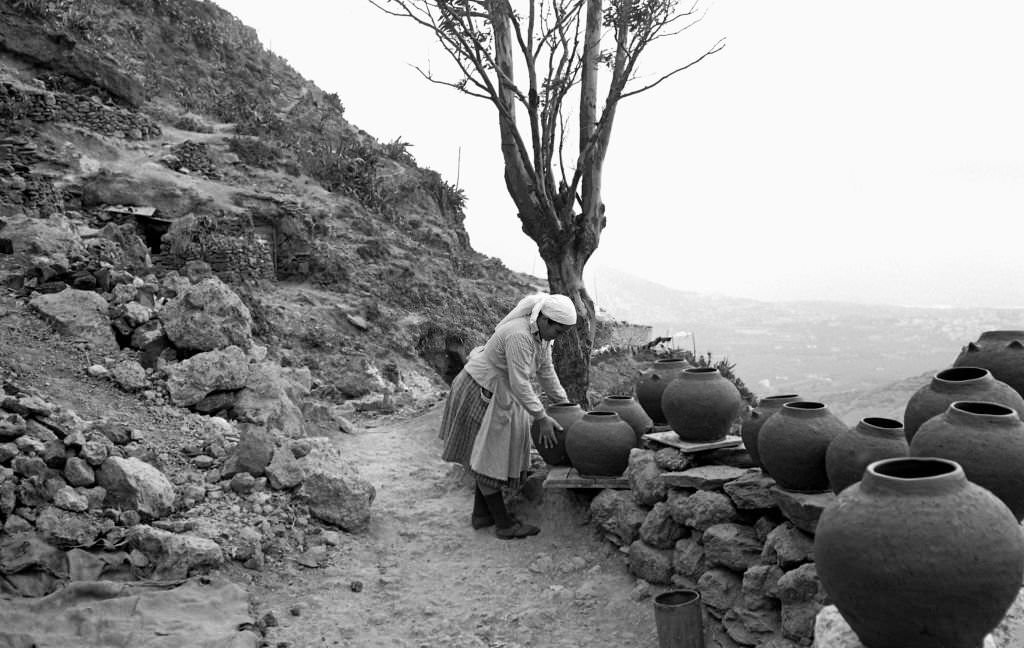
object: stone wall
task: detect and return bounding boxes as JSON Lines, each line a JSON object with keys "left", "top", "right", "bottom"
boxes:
{"left": 0, "top": 81, "right": 160, "bottom": 140}
{"left": 595, "top": 448, "right": 834, "bottom": 647}
{"left": 158, "top": 213, "right": 275, "bottom": 284}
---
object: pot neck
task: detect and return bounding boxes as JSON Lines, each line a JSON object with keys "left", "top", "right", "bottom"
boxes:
{"left": 944, "top": 401, "right": 1020, "bottom": 426}
{"left": 582, "top": 411, "right": 623, "bottom": 423}
{"left": 860, "top": 458, "right": 966, "bottom": 497}
{"left": 780, "top": 401, "right": 830, "bottom": 418}
{"left": 856, "top": 417, "right": 905, "bottom": 439}
{"left": 682, "top": 368, "right": 721, "bottom": 380}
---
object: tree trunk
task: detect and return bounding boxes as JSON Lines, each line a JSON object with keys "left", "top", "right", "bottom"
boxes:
{"left": 545, "top": 254, "right": 596, "bottom": 406}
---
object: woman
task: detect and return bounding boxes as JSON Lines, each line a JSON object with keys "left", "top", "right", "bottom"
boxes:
{"left": 439, "top": 292, "right": 577, "bottom": 539}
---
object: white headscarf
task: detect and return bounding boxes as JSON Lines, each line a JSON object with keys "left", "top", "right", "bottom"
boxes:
{"left": 496, "top": 293, "right": 578, "bottom": 331}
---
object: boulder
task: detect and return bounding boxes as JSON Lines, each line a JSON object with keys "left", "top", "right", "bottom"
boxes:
{"left": 626, "top": 449, "right": 667, "bottom": 506}
{"left": 301, "top": 453, "right": 375, "bottom": 533}
{"left": 638, "top": 501, "right": 687, "bottom": 549}
{"left": 29, "top": 288, "right": 118, "bottom": 352}
{"left": 589, "top": 489, "right": 648, "bottom": 547}
{"left": 165, "top": 345, "right": 250, "bottom": 407}
{"left": 96, "top": 456, "right": 175, "bottom": 520}
{"left": 667, "top": 489, "right": 737, "bottom": 531}
{"left": 0, "top": 213, "right": 85, "bottom": 266}
{"left": 265, "top": 448, "right": 305, "bottom": 490}
{"left": 110, "top": 359, "right": 148, "bottom": 392}
{"left": 158, "top": 278, "right": 253, "bottom": 352}
{"left": 34, "top": 506, "right": 105, "bottom": 549}
{"left": 231, "top": 362, "right": 309, "bottom": 438}
{"left": 221, "top": 425, "right": 274, "bottom": 478}
{"left": 127, "top": 525, "right": 224, "bottom": 579}
{"left": 702, "top": 522, "right": 764, "bottom": 571}
{"left": 627, "top": 540, "right": 675, "bottom": 585}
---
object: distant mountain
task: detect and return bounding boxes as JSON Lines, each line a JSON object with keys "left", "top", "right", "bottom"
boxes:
{"left": 590, "top": 263, "right": 1024, "bottom": 402}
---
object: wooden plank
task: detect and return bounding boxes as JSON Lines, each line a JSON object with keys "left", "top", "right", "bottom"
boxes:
{"left": 543, "top": 465, "right": 630, "bottom": 489}
{"left": 642, "top": 430, "right": 743, "bottom": 453}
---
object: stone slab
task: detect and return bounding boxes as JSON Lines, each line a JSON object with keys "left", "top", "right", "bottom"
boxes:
{"left": 661, "top": 465, "right": 751, "bottom": 490}
{"left": 642, "top": 431, "right": 742, "bottom": 454}
{"left": 771, "top": 487, "right": 835, "bottom": 534}
{"left": 543, "top": 466, "right": 629, "bottom": 489}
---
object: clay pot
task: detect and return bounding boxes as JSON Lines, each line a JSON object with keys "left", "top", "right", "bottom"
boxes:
{"left": 815, "top": 457, "right": 1024, "bottom": 648}
{"left": 910, "top": 401, "right": 1024, "bottom": 521}
{"left": 954, "top": 330, "right": 1024, "bottom": 398}
{"left": 530, "top": 402, "right": 585, "bottom": 466}
{"left": 757, "top": 401, "right": 845, "bottom": 492}
{"left": 565, "top": 411, "right": 636, "bottom": 476}
{"left": 825, "top": 417, "right": 909, "bottom": 494}
{"left": 660, "top": 368, "right": 743, "bottom": 443}
{"left": 740, "top": 394, "right": 801, "bottom": 467}
{"left": 596, "top": 395, "right": 653, "bottom": 444}
{"left": 903, "top": 366, "right": 1024, "bottom": 442}
{"left": 636, "top": 358, "right": 691, "bottom": 425}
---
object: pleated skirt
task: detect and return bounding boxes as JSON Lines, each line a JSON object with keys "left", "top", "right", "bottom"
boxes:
{"left": 439, "top": 370, "right": 525, "bottom": 490}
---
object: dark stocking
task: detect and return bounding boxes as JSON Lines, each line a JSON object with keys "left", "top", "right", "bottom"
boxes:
{"left": 481, "top": 491, "right": 514, "bottom": 529}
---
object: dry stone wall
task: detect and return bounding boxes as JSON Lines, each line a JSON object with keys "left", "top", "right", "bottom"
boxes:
{"left": 0, "top": 81, "right": 160, "bottom": 140}
{"left": 594, "top": 448, "right": 835, "bottom": 647}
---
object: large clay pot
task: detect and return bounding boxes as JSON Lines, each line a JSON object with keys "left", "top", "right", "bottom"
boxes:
{"left": 596, "top": 395, "right": 653, "bottom": 444}
{"left": 910, "top": 400, "right": 1024, "bottom": 521}
{"left": 740, "top": 394, "right": 801, "bottom": 467}
{"left": 825, "top": 417, "right": 909, "bottom": 494}
{"left": 565, "top": 411, "right": 636, "bottom": 476}
{"left": 903, "top": 366, "right": 1024, "bottom": 442}
{"left": 757, "top": 401, "right": 845, "bottom": 492}
{"left": 954, "top": 330, "right": 1024, "bottom": 399}
{"left": 530, "top": 402, "right": 585, "bottom": 466}
{"left": 635, "top": 358, "right": 691, "bottom": 425}
{"left": 660, "top": 368, "right": 743, "bottom": 443}
{"left": 815, "top": 457, "right": 1024, "bottom": 648}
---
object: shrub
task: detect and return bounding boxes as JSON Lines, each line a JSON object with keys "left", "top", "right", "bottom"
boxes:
{"left": 227, "top": 136, "right": 280, "bottom": 169}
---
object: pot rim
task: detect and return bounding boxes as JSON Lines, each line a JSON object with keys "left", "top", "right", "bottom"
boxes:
{"left": 933, "top": 366, "right": 990, "bottom": 384}
{"left": 948, "top": 400, "right": 1018, "bottom": 419}
{"left": 862, "top": 457, "right": 965, "bottom": 495}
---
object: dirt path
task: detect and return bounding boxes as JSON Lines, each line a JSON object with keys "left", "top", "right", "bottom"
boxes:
{"left": 249, "top": 407, "right": 691, "bottom": 648}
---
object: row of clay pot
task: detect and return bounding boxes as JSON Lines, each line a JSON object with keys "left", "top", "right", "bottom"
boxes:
{"left": 530, "top": 395, "right": 653, "bottom": 476}
{"left": 635, "top": 359, "right": 745, "bottom": 442}
{"left": 785, "top": 331, "right": 1024, "bottom": 648}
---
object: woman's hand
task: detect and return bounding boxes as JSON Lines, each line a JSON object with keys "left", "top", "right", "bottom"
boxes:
{"left": 536, "top": 415, "right": 564, "bottom": 448}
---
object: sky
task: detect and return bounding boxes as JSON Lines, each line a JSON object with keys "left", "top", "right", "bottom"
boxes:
{"left": 211, "top": 1, "right": 1024, "bottom": 309}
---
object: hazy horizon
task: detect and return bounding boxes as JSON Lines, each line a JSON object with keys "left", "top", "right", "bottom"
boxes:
{"left": 213, "top": 1, "right": 1024, "bottom": 309}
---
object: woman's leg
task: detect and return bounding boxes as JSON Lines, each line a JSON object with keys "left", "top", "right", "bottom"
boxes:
{"left": 477, "top": 478, "right": 539, "bottom": 539}
{"left": 471, "top": 484, "right": 493, "bottom": 529}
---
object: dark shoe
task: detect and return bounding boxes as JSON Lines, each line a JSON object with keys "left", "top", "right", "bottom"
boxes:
{"left": 495, "top": 521, "right": 540, "bottom": 540}
{"left": 471, "top": 514, "right": 494, "bottom": 529}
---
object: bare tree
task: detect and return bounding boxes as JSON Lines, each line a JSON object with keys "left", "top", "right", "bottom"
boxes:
{"left": 369, "top": 0, "right": 724, "bottom": 402}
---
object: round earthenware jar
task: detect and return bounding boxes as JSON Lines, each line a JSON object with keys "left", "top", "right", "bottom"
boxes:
{"left": 635, "top": 358, "right": 691, "bottom": 425}
{"left": 596, "top": 395, "right": 653, "bottom": 445}
{"left": 660, "top": 368, "right": 743, "bottom": 443}
{"left": 565, "top": 411, "right": 636, "bottom": 476}
{"left": 740, "top": 394, "right": 801, "bottom": 467}
{"left": 757, "top": 401, "right": 845, "bottom": 492}
{"left": 953, "top": 330, "right": 1024, "bottom": 398}
{"left": 910, "top": 400, "right": 1024, "bottom": 521}
{"left": 815, "top": 457, "right": 1024, "bottom": 648}
{"left": 825, "top": 417, "right": 909, "bottom": 494}
{"left": 530, "top": 402, "right": 585, "bottom": 466}
{"left": 903, "top": 366, "right": 1024, "bottom": 442}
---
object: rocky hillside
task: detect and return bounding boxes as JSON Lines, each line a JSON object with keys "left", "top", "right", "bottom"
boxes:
{"left": 0, "top": 0, "right": 555, "bottom": 418}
